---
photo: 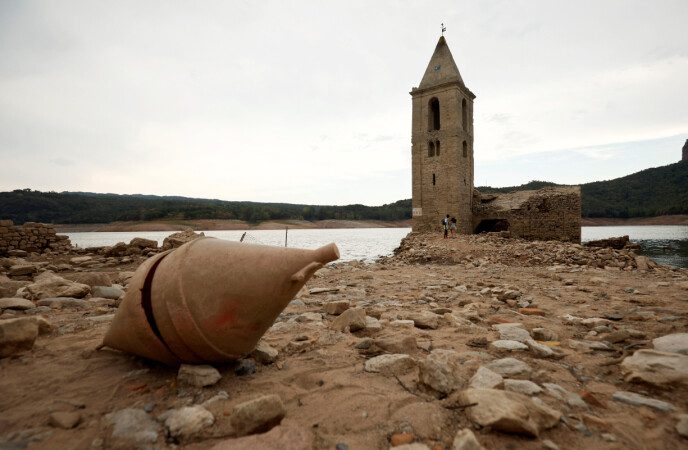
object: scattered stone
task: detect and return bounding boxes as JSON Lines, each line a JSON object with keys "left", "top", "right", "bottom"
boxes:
{"left": 69, "top": 256, "right": 93, "bottom": 264}
{"left": 230, "top": 395, "right": 286, "bottom": 437}
{"left": 620, "top": 349, "right": 688, "bottom": 386}
{"left": 161, "top": 230, "right": 204, "bottom": 250}
{"left": 309, "top": 287, "right": 339, "bottom": 295}
{"left": 419, "top": 349, "right": 464, "bottom": 394}
{"left": 390, "top": 319, "right": 415, "bottom": 329}
{"left": 104, "top": 408, "right": 160, "bottom": 445}
{"left": 252, "top": 341, "right": 279, "bottom": 364}
{"left": 653, "top": 333, "right": 688, "bottom": 355}
{"left": 405, "top": 311, "right": 441, "bottom": 330}
{"left": 0, "top": 297, "right": 34, "bottom": 310}
{"left": 91, "top": 286, "right": 124, "bottom": 300}
{"left": 451, "top": 388, "right": 561, "bottom": 437}
{"left": 365, "top": 354, "right": 416, "bottom": 376}
{"left": 8, "top": 264, "right": 38, "bottom": 277}
{"left": 469, "top": 366, "right": 503, "bottom": 389}
{"left": 532, "top": 328, "right": 558, "bottom": 341}
{"left": 324, "top": 300, "right": 350, "bottom": 315}
{"left": 484, "top": 358, "right": 532, "bottom": 378}
{"left": 504, "top": 379, "right": 542, "bottom": 396}
{"left": 0, "top": 317, "right": 39, "bottom": 357}
{"left": 542, "top": 383, "right": 587, "bottom": 408}
{"left": 331, "top": 308, "right": 367, "bottom": 332}
{"left": 612, "top": 391, "right": 674, "bottom": 412}
{"left": 452, "top": 428, "right": 485, "bottom": 450}
{"left": 525, "top": 339, "right": 555, "bottom": 357}
{"left": 518, "top": 308, "right": 545, "bottom": 316}
{"left": 497, "top": 325, "right": 531, "bottom": 342}
{"left": 48, "top": 411, "right": 81, "bottom": 429}
{"left": 393, "top": 444, "right": 430, "bottom": 450}
{"left": 604, "top": 330, "right": 630, "bottom": 344}
{"left": 62, "top": 272, "right": 113, "bottom": 288}
{"left": 234, "top": 359, "right": 257, "bottom": 376}
{"left": 23, "top": 272, "right": 90, "bottom": 300}
{"left": 675, "top": 414, "right": 688, "bottom": 438}
{"left": 177, "top": 364, "right": 222, "bottom": 387}
{"left": 541, "top": 439, "right": 560, "bottom": 450}
{"left": 35, "top": 297, "right": 87, "bottom": 309}
{"left": 390, "top": 431, "right": 414, "bottom": 446}
{"left": 210, "top": 424, "right": 314, "bottom": 450}
{"left": 580, "top": 390, "right": 606, "bottom": 408}
{"left": 163, "top": 405, "right": 214, "bottom": 440}
{"left": 296, "top": 312, "right": 323, "bottom": 322}
{"left": 490, "top": 340, "right": 528, "bottom": 352}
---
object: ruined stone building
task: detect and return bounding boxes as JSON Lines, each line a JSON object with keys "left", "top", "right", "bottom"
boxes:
{"left": 410, "top": 36, "right": 581, "bottom": 242}
{"left": 682, "top": 139, "right": 688, "bottom": 162}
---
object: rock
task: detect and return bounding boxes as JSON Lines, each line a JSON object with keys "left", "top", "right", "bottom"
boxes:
{"left": 405, "top": 311, "right": 440, "bottom": 330}
{"left": 653, "top": 333, "right": 688, "bottom": 355}
{"left": 612, "top": 391, "right": 674, "bottom": 412}
{"left": 390, "top": 319, "right": 415, "bottom": 329}
{"left": 8, "top": 264, "right": 37, "bottom": 277}
{"left": 675, "top": 414, "right": 688, "bottom": 438}
{"left": 451, "top": 388, "right": 561, "bottom": 437}
{"left": 419, "top": 349, "right": 464, "bottom": 394}
{"left": 635, "top": 255, "right": 651, "bottom": 271}
{"left": 129, "top": 237, "right": 158, "bottom": 249}
{"left": 210, "top": 424, "right": 314, "bottom": 450}
{"left": 469, "top": 366, "right": 503, "bottom": 389}
{"left": 620, "top": 349, "right": 688, "bottom": 386}
{"left": 163, "top": 405, "right": 214, "bottom": 440}
{"left": 0, "top": 317, "right": 38, "bottom": 357}
{"left": 518, "top": 308, "right": 545, "bottom": 316}
{"left": 371, "top": 336, "right": 418, "bottom": 355}
{"left": 32, "top": 316, "right": 54, "bottom": 335}
{"left": 532, "top": 328, "right": 558, "bottom": 341}
{"left": 452, "top": 428, "right": 485, "bottom": 450}
{"left": 23, "top": 272, "right": 90, "bottom": 300}
{"left": 252, "top": 341, "right": 279, "bottom": 364}
{"left": 161, "top": 230, "right": 204, "bottom": 250}
{"left": 91, "top": 286, "right": 124, "bottom": 300}
{"left": 35, "top": 297, "right": 88, "bottom": 309}
{"left": 331, "top": 308, "right": 366, "bottom": 332}
{"left": 490, "top": 340, "right": 528, "bottom": 352}
{"left": 324, "top": 300, "right": 350, "bottom": 315}
{"left": 296, "top": 312, "right": 323, "bottom": 322}
{"left": 177, "top": 364, "right": 222, "bottom": 387}
{"left": 230, "top": 394, "right": 286, "bottom": 437}
{"left": 390, "top": 432, "right": 414, "bottom": 446}
{"left": 497, "top": 326, "right": 531, "bottom": 342}
{"left": 364, "top": 354, "right": 416, "bottom": 376}
{"left": 504, "top": 379, "right": 542, "bottom": 396}
{"left": 234, "top": 358, "right": 257, "bottom": 376}
{"left": 364, "top": 315, "right": 382, "bottom": 332}
{"left": 542, "top": 383, "right": 587, "bottom": 408}
{"left": 0, "top": 279, "right": 30, "bottom": 298}
{"left": 484, "top": 358, "right": 531, "bottom": 378}
{"left": 0, "top": 297, "right": 35, "bottom": 310}
{"left": 104, "top": 408, "right": 159, "bottom": 445}
{"left": 48, "top": 411, "right": 81, "bottom": 429}
{"left": 69, "top": 256, "right": 93, "bottom": 264}
{"left": 308, "top": 287, "right": 339, "bottom": 295}
{"left": 525, "top": 339, "right": 555, "bottom": 357}
{"left": 62, "top": 272, "right": 113, "bottom": 288}
{"left": 541, "top": 439, "right": 561, "bottom": 450}
{"left": 393, "top": 445, "right": 430, "bottom": 450}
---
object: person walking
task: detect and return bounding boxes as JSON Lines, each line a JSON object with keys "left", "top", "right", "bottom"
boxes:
{"left": 450, "top": 216, "right": 457, "bottom": 237}
{"left": 442, "top": 214, "right": 449, "bottom": 239}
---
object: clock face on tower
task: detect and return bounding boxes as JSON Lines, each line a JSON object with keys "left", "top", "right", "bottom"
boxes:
{"left": 434, "top": 64, "right": 441, "bottom": 71}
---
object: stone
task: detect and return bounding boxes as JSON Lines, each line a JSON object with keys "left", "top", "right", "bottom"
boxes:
{"left": 490, "top": 340, "right": 528, "bottom": 352}
{"left": 91, "top": 285, "right": 124, "bottom": 300}
{"left": 620, "top": 349, "right": 688, "bottom": 386}
{"left": 234, "top": 358, "right": 257, "bottom": 376}
{"left": 542, "top": 383, "right": 587, "bottom": 408}
{"left": 653, "top": 333, "right": 688, "bottom": 355}
{"left": 35, "top": 297, "right": 88, "bottom": 309}
{"left": 452, "top": 388, "right": 561, "bottom": 437}
{"left": 372, "top": 336, "right": 418, "bottom": 355}
{"left": 390, "top": 432, "right": 415, "bottom": 446}
{"left": 541, "top": 439, "right": 561, "bottom": 450}
{"left": 393, "top": 445, "right": 430, "bottom": 450}
{"left": 62, "top": 272, "right": 113, "bottom": 287}
{"left": 504, "top": 379, "right": 542, "bottom": 396}
{"left": 129, "top": 237, "right": 158, "bottom": 249}
{"left": 469, "top": 366, "right": 503, "bottom": 389}
{"left": 390, "top": 319, "right": 415, "bottom": 329}
{"left": 48, "top": 411, "right": 81, "bottom": 429}
{"left": 252, "top": 341, "right": 279, "bottom": 364}
{"left": 364, "top": 354, "right": 416, "bottom": 376}
{"left": 33, "top": 315, "right": 54, "bottom": 335}
{"left": 296, "top": 312, "right": 323, "bottom": 322}
{"left": 8, "top": 264, "right": 37, "bottom": 277}
{"left": 177, "top": 364, "right": 222, "bottom": 387}
{"left": 419, "top": 349, "right": 464, "bottom": 394}
{"left": 210, "top": 424, "right": 314, "bottom": 450}
{"left": 405, "top": 311, "right": 440, "bottom": 329}
{"left": 104, "top": 408, "right": 160, "bottom": 445}
{"left": 69, "top": 256, "right": 93, "bottom": 264}
{"left": 525, "top": 339, "right": 555, "bottom": 357}
{"left": 484, "top": 357, "right": 531, "bottom": 378}
{"left": 364, "top": 315, "right": 382, "bottom": 332}
{"left": 497, "top": 326, "right": 531, "bottom": 342}
{"left": 161, "top": 230, "right": 204, "bottom": 250}
{"left": 0, "top": 317, "right": 38, "bottom": 357}
{"left": 452, "top": 428, "right": 485, "bottom": 450}
{"left": 23, "top": 272, "right": 90, "bottom": 300}
{"left": 0, "top": 297, "right": 34, "bottom": 310}
{"left": 230, "top": 394, "right": 286, "bottom": 437}
{"left": 518, "top": 308, "right": 546, "bottom": 316}
{"left": 308, "top": 287, "right": 339, "bottom": 295}
{"left": 324, "top": 300, "right": 350, "bottom": 315}
{"left": 163, "top": 405, "right": 214, "bottom": 440}
{"left": 532, "top": 328, "right": 558, "bottom": 341}
{"left": 612, "top": 391, "right": 674, "bottom": 412}
{"left": 331, "top": 308, "right": 366, "bottom": 332}
{"left": 675, "top": 414, "right": 688, "bottom": 438}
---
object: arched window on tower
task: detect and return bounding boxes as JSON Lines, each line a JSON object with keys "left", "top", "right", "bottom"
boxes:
{"left": 428, "top": 98, "right": 440, "bottom": 131}
{"left": 435, "top": 140, "right": 440, "bottom": 156}
{"left": 462, "top": 141, "right": 468, "bottom": 157}
{"left": 428, "top": 141, "right": 435, "bottom": 157}
{"left": 461, "top": 98, "right": 467, "bottom": 131}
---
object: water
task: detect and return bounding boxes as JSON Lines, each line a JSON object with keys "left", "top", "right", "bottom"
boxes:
{"left": 64, "top": 225, "right": 688, "bottom": 267}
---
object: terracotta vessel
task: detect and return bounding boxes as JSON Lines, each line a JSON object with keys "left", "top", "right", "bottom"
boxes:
{"left": 101, "top": 237, "right": 339, "bottom": 365}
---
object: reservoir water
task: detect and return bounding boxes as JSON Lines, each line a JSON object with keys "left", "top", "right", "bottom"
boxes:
{"left": 64, "top": 226, "right": 688, "bottom": 268}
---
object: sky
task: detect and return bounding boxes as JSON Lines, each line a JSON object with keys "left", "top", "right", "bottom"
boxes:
{"left": 0, "top": 0, "right": 686, "bottom": 206}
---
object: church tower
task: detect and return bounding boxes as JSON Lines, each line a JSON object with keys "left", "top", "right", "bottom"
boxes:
{"left": 410, "top": 36, "right": 475, "bottom": 233}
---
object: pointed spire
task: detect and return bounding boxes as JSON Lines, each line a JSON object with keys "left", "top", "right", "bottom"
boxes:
{"left": 418, "top": 36, "right": 465, "bottom": 90}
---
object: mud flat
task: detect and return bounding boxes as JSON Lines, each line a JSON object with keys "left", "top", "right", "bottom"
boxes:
{"left": 1, "top": 231, "right": 688, "bottom": 449}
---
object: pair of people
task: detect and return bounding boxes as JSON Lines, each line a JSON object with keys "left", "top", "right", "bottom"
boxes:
{"left": 442, "top": 214, "right": 458, "bottom": 238}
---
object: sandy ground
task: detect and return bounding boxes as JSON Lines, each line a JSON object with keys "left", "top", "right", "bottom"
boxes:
{"left": 1, "top": 232, "right": 687, "bottom": 449}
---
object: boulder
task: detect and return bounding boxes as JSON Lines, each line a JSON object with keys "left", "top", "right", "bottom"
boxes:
{"left": 653, "top": 333, "right": 688, "bottom": 355}
{"left": 8, "top": 264, "right": 38, "bottom": 277}
{"left": 230, "top": 395, "right": 286, "bottom": 437}
{"left": 104, "top": 408, "right": 160, "bottom": 445}
{"left": 23, "top": 272, "right": 90, "bottom": 300}
{"left": 620, "top": 349, "right": 688, "bottom": 386}
{"left": 177, "top": 364, "right": 222, "bottom": 387}
{"left": 163, "top": 405, "right": 214, "bottom": 440}
{"left": 211, "top": 424, "right": 314, "bottom": 450}
{"left": 331, "top": 308, "right": 366, "bottom": 332}
{"left": 419, "top": 349, "right": 464, "bottom": 394}
{"left": 0, "top": 317, "right": 39, "bottom": 357}
{"left": 364, "top": 354, "right": 416, "bottom": 376}
{"left": 162, "top": 230, "right": 205, "bottom": 250}
{"left": 451, "top": 388, "right": 561, "bottom": 437}
{"left": 129, "top": 237, "right": 158, "bottom": 249}
{"left": 0, "top": 297, "right": 35, "bottom": 311}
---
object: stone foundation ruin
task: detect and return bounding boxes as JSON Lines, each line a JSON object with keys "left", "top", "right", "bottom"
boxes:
{"left": 0, "top": 220, "right": 72, "bottom": 256}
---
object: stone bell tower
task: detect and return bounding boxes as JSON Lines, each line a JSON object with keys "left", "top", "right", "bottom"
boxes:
{"left": 410, "top": 36, "right": 475, "bottom": 233}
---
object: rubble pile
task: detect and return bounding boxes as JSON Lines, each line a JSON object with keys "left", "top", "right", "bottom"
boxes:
{"left": 0, "top": 220, "right": 71, "bottom": 256}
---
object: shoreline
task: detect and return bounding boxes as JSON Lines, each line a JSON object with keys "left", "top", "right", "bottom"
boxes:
{"left": 51, "top": 215, "right": 688, "bottom": 232}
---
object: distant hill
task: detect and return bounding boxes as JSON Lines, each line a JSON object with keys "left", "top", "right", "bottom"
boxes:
{"left": 1, "top": 161, "right": 686, "bottom": 224}
{"left": 477, "top": 161, "right": 688, "bottom": 218}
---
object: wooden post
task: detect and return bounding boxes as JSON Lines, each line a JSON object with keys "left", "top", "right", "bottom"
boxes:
{"left": 285, "top": 227, "right": 288, "bottom": 247}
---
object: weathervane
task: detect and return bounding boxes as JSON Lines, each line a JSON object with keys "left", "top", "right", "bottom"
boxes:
{"left": 441, "top": 23, "right": 446, "bottom": 36}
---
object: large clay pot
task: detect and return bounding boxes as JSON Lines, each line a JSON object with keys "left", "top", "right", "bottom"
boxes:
{"left": 102, "top": 237, "right": 339, "bottom": 365}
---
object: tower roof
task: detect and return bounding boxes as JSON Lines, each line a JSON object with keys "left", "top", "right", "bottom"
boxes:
{"left": 418, "top": 36, "right": 466, "bottom": 91}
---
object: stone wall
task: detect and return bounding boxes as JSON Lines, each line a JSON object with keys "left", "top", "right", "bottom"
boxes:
{"left": 472, "top": 187, "right": 582, "bottom": 243}
{"left": 0, "top": 220, "right": 72, "bottom": 255}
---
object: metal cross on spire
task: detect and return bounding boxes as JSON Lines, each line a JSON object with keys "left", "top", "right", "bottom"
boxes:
{"left": 441, "top": 23, "right": 446, "bottom": 36}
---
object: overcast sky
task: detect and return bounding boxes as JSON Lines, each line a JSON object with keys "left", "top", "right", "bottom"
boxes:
{"left": 1, "top": 0, "right": 686, "bottom": 205}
